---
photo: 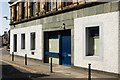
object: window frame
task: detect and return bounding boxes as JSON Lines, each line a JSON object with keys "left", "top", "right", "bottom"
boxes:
{"left": 85, "top": 26, "right": 99, "bottom": 56}
{"left": 83, "top": 24, "right": 103, "bottom": 61}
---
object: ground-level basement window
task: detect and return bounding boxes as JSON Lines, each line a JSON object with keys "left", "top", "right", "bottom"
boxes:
{"left": 86, "top": 26, "right": 99, "bottom": 56}
{"left": 30, "top": 32, "right": 35, "bottom": 50}
{"left": 21, "top": 33, "right": 25, "bottom": 49}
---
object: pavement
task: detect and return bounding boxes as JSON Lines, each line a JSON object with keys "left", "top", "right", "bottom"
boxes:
{"left": 0, "top": 47, "right": 120, "bottom": 79}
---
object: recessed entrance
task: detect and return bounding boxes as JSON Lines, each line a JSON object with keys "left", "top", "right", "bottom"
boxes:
{"left": 44, "top": 30, "right": 71, "bottom": 66}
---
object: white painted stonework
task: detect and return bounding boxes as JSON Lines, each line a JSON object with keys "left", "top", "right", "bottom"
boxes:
{"left": 74, "top": 12, "right": 119, "bottom": 73}
{"left": 10, "top": 25, "right": 43, "bottom": 60}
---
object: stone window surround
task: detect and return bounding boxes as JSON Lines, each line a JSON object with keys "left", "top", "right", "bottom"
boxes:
{"left": 83, "top": 22, "right": 103, "bottom": 61}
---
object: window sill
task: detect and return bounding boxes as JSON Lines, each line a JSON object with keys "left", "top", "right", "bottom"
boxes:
{"left": 84, "top": 55, "right": 103, "bottom": 61}
{"left": 21, "top": 49, "right": 25, "bottom": 50}
{"left": 30, "top": 49, "right": 35, "bottom": 51}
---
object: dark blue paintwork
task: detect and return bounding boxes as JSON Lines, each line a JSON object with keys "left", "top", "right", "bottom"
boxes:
{"left": 45, "top": 51, "right": 59, "bottom": 57}
{"left": 61, "top": 30, "right": 71, "bottom": 66}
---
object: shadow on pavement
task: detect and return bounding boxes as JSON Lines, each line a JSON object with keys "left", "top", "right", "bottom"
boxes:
{"left": 1, "top": 64, "right": 49, "bottom": 80}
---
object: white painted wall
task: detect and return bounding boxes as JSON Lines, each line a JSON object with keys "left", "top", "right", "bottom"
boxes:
{"left": 10, "top": 25, "right": 43, "bottom": 60}
{"left": 74, "top": 12, "right": 119, "bottom": 73}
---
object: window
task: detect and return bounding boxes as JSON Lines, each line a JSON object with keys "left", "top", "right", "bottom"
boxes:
{"left": 62, "top": 0, "right": 73, "bottom": 7}
{"left": 33, "top": 0, "right": 36, "bottom": 16}
{"left": 14, "top": 34, "right": 17, "bottom": 52}
{"left": 30, "top": 32, "right": 35, "bottom": 50}
{"left": 21, "top": 34, "right": 25, "bottom": 49}
{"left": 14, "top": 5, "right": 17, "bottom": 21}
{"left": 62, "top": 0, "right": 67, "bottom": 7}
{"left": 16, "top": 4, "right": 19, "bottom": 20}
{"left": 67, "top": 0, "right": 73, "bottom": 6}
{"left": 49, "top": 32, "right": 59, "bottom": 53}
{"left": 86, "top": 26, "right": 99, "bottom": 56}
{"left": 46, "top": 0, "right": 54, "bottom": 12}
{"left": 23, "top": 2, "right": 26, "bottom": 19}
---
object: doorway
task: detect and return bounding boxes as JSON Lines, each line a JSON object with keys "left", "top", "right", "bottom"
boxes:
{"left": 44, "top": 30, "right": 71, "bottom": 65}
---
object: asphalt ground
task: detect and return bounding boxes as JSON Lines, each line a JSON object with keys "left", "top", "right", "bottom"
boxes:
{"left": 1, "top": 61, "right": 50, "bottom": 80}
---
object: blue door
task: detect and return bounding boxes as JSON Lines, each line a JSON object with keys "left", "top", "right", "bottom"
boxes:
{"left": 61, "top": 30, "right": 71, "bottom": 65}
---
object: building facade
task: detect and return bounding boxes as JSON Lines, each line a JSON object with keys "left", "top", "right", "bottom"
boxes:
{"left": 9, "top": 0, "right": 120, "bottom": 75}
{"left": 0, "top": 31, "right": 9, "bottom": 47}
{"left": 2, "top": 31, "right": 9, "bottom": 46}
{"left": 0, "top": 36, "right": 2, "bottom": 47}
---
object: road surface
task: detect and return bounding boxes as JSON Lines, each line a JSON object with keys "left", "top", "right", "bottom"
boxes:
{"left": 1, "top": 61, "right": 50, "bottom": 80}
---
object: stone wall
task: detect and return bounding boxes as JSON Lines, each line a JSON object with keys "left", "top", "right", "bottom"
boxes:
{"left": 10, "top": 1, "right": 119, "bottom": 66}
{"left": 11, "top": 2, "right": 119, "bottom": 29}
